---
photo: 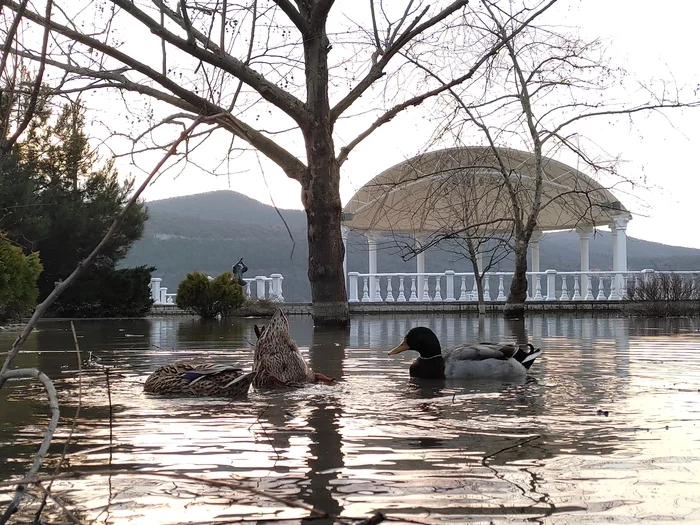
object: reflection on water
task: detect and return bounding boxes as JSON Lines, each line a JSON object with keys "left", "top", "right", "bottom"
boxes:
{"left": 2, "top": 314, "right": 700, "bottom": 524}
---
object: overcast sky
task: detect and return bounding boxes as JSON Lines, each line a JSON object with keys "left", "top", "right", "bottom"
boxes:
{"left": 107, "top": 1, "right": 700, "bottom": 250}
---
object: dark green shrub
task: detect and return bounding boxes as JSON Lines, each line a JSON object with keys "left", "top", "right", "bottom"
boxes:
{"left": 176, "top": 271, "right": 245, "bottom": 318}
{"left": 51, "top": 266, "right": 155, "bottom": 317}
{"left": 0, "top": 236, "right": 43, "bottom": 321}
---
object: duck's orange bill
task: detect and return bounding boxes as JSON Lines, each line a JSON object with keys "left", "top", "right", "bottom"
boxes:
{"left": 388, "top": 340, "right": 410, "bottom": 355}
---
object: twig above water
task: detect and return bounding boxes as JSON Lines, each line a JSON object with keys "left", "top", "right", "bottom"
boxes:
{"left": 32, "top": 322, "right": 84, "bottom": 524}
{"left": 481, "top": 435, "right": 541, "bottom": 465}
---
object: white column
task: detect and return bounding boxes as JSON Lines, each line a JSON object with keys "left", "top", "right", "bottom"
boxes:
{"left": 270, "top": 274, "right": 284, "bottom": 302}
{"left": 577, "top": 226, "right": 594, "bottom": 299}
{"left": 415, "top": 234, "right": 425, "bottom": 300}
{"left": 476, "top": 250, "right": 484, "bottom": 274}
{"left": 150, "top": 278, "right": 162, "bottom": 304}
{"left": 613, "top": 215, "right": 630, "bottom": 297}
{"left": 445, "top": 270, "right": 455, "bottom": 301}
{"left": 255, "top": 276, "right": 266, "bottom": 299}
{"left": 348, "top": 272, "right": 359, "bottom": 302}
{"left": 342, "top": 226, "right": 349, "bottom": 291}
{"left": 366, "top": 232, "right": 378, "bottom": 302}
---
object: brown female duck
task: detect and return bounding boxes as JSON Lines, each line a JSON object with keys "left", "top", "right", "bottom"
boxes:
{"left": 252, "top": 308, "right": 335, "bottom": 388}
{"left": 144, "top": 362, "right": 254, "bottom": 398}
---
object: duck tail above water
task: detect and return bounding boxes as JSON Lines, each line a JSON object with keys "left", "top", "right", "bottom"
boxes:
{"left": 513, "top": 344, "right": 542, "bottom": 370}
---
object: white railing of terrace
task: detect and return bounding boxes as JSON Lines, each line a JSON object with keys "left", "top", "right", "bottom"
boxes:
{"left": 149, "top": 274, "right": 284, "bottom": 306}
{"left": 347, "top": 269, "right": 700, "bottom": 303}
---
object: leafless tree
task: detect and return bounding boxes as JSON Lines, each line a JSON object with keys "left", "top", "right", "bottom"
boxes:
{"left": 410, "top": 1, "right": 699, "bottom": 316}
{"left": 1, "top": 0, "right": 560, "bottom": 323}
{"left": 387, "top": 159, "right": 515, "bottom": 314}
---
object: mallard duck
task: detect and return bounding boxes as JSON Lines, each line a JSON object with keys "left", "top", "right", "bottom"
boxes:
{"left": 389, "top": 326, "right": 542, "bottom": 379}
{"left": 252, "top": 308, "right": 335, "bottom": 388}
{"left": 144, "top": 362, "right": 255, "bottom": 398}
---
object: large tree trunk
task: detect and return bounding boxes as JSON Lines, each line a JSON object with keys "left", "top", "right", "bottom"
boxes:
{"left": 301, "top": 8, "right": 349, "bottom": 325}
{"left": 303, "top": 156, "right": 348, "bottom": 324}
{"left": 504, "top": 238, "right": 528, "bottom": 318}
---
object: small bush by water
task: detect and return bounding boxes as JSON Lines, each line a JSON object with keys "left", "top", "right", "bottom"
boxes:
{"left": 176, "top": 271, "right": 245, "bottom": 318}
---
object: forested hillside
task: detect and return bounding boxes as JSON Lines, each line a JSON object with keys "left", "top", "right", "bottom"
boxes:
{"left": 121, "top": 191, "right": 700, "bottom": 301}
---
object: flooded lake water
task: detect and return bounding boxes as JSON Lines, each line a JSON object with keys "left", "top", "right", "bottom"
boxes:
{"left": 1, "top": 314, "right": 700, "bottom": 524}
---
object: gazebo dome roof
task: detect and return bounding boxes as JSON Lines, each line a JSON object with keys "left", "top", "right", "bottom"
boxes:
{"left": 342, "top": 146, "right": 629, "bottom": 235}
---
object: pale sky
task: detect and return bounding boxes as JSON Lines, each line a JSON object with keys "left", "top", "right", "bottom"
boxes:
{"left": 97, "top": 1, "right": 700, "bottom": 250}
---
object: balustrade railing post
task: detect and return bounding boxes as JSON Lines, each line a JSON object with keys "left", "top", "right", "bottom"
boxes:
{"left": 533, "top": 274, "right": 544, "bottom": 300}
{"left": 584, "top": 273, "right": 594, "bottom": 300}
{"left": 459, "top": 276, "right": 468, "bottom": 301}
{"left": 445, "top": 270, "right": 455, "bottom": 301}
{"left": 434, "top": 276, "right": 443, "bottom": 301}
{"left": 560, "top": 275, "right": 570, "bottom": 300}
{"left": 385, "top": 277, "right": 395, "bottom": 302}
{"left": 608, "top": 273, "right": 620, "bottom": 300}
{"left": 423, "top": 276, "right": 431, "bottom": 302}
{"left": 348, "top": 272, "right": 360, "bottom": 302}
{"left": 397, "top": 275, "right": 406, "bottom": 302}
{"left": 361, "top": 277, "right": 371, "bottom": 302}
{"left": 596, "top": 275, "right": 606, "bottom": 300}
{"left": 373, "top": 275, "right": 383, "bottom": 301}
{"left": 572, "top": 275, "right": 581, "bottom": 300}
{"left": 545, "top": 269, "right": 557, "bottom": 300}
{"left": 409, "top": 277, "right": 418, "bottom": 302}
{"left": 496, "top": 275, "right": 506, "bottom": 301}
{"left": 484, "top": 275, "right": 491, "bottom": 301}
{"left": 471, "top": 276, "right": 478, "bottom": 301}
{"left": 270, "top": 274, "right": 284, "bottom": 302}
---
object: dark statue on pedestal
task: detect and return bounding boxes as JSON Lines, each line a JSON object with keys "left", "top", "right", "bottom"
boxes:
{"left": 232, "top": 258, "right": 248, "bottom": 286}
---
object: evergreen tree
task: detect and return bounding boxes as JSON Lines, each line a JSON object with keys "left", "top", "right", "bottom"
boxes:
{"left": 0, "top": 96, "right": 149, "bottom": 300}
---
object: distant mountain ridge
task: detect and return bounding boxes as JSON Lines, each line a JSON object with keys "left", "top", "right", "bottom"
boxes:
{"left": 121, "top": 190, "right": 700, "bottom": 302}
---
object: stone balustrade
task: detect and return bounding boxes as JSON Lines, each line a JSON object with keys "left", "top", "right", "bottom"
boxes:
{"left": 347, "top": 269, "right": 700, "bottom": 303}
{"left": 149, "top": 274, "right": 284, "bottom": 306}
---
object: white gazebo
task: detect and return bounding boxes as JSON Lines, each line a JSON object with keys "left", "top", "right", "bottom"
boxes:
{"left": 341, "top": 146, "right": 632, "bottom": 302}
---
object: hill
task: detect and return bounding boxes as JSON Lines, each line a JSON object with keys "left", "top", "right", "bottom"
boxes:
{"left": 121, "top": 190, "right": 700, "bottom": 301}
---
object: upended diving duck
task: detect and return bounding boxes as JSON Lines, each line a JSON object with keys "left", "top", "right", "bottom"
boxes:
{"left": 252, "top": 308, "right": 335, "bottom": 388}
{"left": 389, "top": 326, "right": 542, "bottom": 379}
{"left": 143, "top": 321, "right": 267, "bottom": 398}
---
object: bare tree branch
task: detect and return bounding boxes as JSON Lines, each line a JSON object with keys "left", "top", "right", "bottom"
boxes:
{"left": 0, "top": 368, "right": 60, "bottom": 525}
{"left": 271, "top": 0, "right": 308, "bottom": 34}
{"left": 111, "top": 0, "right": 311, "bottom": 125}
{"left": 2, "top": 0, "right": 53, "bottom": 153}
{"left": 336, "top": 0, "right": 559, "bottom": 164}
{"left": 331, "top": 1, "right": 467, "bottom": 122}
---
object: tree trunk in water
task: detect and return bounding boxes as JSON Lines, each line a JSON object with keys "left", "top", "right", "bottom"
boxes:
{"left": 504, "top": 240, "right": 528, "bottom": 318}
{"left": 475, "top": 272, "right": 486, "bottom": 316}
{"left": 303, "top": 159, "right": 348, "bottom": 325}
{"left": 301, "top": 18, "right": 349, "bottom": 325}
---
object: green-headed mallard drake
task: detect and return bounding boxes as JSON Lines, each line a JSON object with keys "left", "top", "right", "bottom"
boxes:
{"left": 252, "top": 308, "right": 335, "bottom": 388}
{"left": 389, "top": 326, "right": 542, "bottom": 379}
{"left": 144, "top": 362, "right": 255, "bottom": 398}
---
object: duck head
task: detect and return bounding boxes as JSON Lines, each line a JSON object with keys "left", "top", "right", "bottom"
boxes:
{"left": 389, "top": 326, "right": 445, "bottom": 379}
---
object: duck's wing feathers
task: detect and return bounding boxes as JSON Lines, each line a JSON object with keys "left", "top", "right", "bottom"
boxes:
{"left": 444, "top": 343, "right": 517, "bottom": 362}
{"left": 181, "top": 366, "right": 245, "bottom": 383}
{"left": 442, "top": 342, "right": 541, "bottom": 378}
